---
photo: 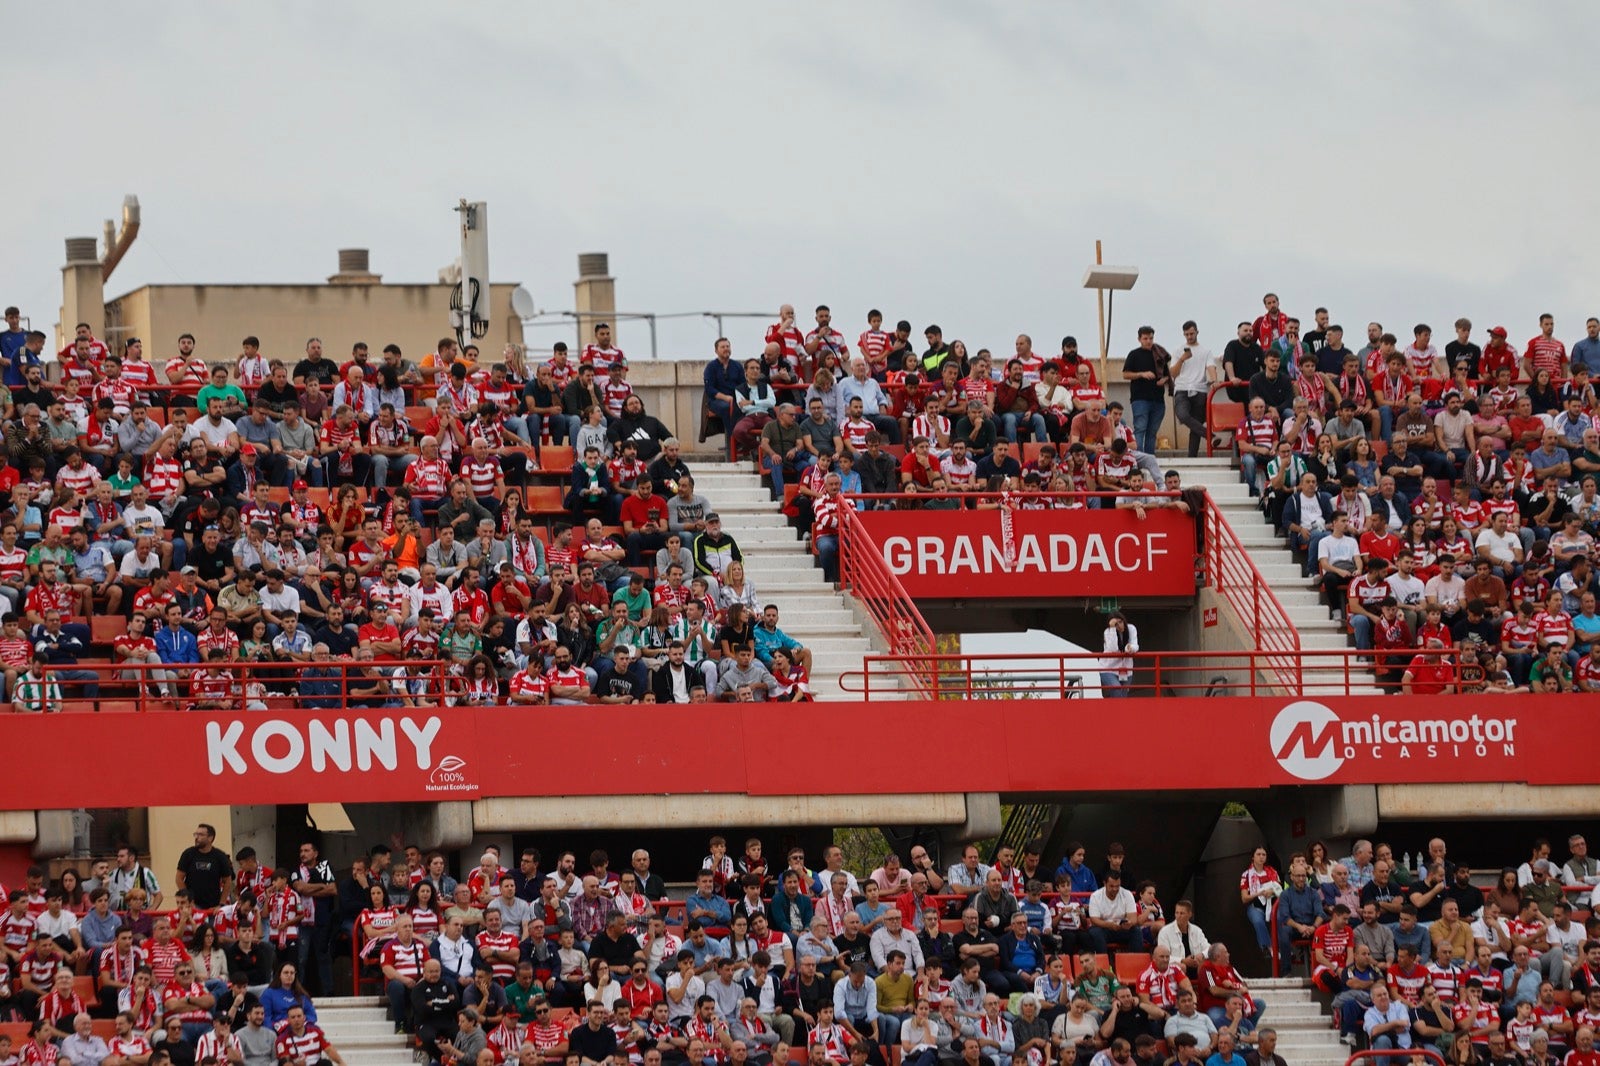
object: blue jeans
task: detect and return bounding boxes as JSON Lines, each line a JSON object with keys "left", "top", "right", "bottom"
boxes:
{"left": 1350, "top": 613, "right": 1374, "bottom": 651}
{"left": 816, "top": 534, "right": 839, "bottom": 582}
{"left": 1001, "top": 411, "right": 1049, "bottom": 444}
{"left": 1099, "top": 672, "right": 1130, "bottom": 696}
{"left": 1131, "top": 399, "right": 1165, "bottom": 454}
{"left": 763, "top": 451, "right": 814, "bottom": 497}
{"left": 707, "top": 398, "right": 737, "bottom": 437}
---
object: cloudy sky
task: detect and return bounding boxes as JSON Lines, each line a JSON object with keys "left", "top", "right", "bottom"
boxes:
{"left": 7, "top": 3, "right": 1596, "bottom": 362}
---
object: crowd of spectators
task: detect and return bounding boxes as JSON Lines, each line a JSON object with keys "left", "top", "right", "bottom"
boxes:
{"left": 10, "top": 822, "right": 1600, "bottom": 1066}
{"left": 1203, "top": 299, "right": 1600, "bottom": 695}
{"left": 0, "top": 311, "right": 819, "bottom": 710}
{"left": 1245, "top": 833, "right": 1600, "bottom": 1063}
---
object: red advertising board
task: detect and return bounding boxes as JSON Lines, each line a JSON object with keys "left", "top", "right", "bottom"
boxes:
{"left": 848, "top": 506, "right": 1195, "bottom": 598}
{"left": 0, "top": 696, "right": 1584, "bottom": 810}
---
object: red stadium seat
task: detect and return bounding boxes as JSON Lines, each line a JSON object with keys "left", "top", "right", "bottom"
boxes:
{"left": 526, "top": 486, "right": 567, "bottom": 515}
{"left": 1114, "top": 952, "right": 1151, "bottom": 982}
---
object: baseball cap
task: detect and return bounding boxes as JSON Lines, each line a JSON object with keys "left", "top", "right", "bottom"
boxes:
{"left": 180, "top": 565, "right": 198, "bottom": 575}
{"left": 292, "top": 479, "right": 309, "bottom": 490}
{"left": 608, "top": 359, "right": 628, "bottom": 371}
{"left": 1488, "top": 326, "right": 1508, "bottom": 338}
{"left": 239, "top": 443, "right": 256, "bottom": 456}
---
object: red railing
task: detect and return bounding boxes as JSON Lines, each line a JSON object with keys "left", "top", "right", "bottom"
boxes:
{"left": 837, "top": 504, "right": 938, "bottom": 698}
{"left": 840, "top": 649, "right": 1391, "bottom": 700}
{"left": 1346, "top": 1049, "right": 1446, "bottom": 1066}
{"left": 1202, "top": 492, "right": 1303, "bottom": 686}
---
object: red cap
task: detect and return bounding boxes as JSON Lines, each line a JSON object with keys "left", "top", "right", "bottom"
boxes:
{"left": 1488, "top": 326, "right": 1507, "bottom": 338}
{"left": 239, "top": 443, "right": 257, "bottom": 456}
{"left": 292, "top": 479, "right": 309, "bottom": 490}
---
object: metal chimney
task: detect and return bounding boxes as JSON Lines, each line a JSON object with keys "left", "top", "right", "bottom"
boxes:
{"left": 328, "top": 247, "right": 381, "bottom": 285}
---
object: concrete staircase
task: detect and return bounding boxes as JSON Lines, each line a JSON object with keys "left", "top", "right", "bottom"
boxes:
{"left": 314, "top": 995, "right": 412, "bottom": 1065}
{"left": 1162, "top": 456, "right": 1382, "bottom": 695}
{"left": 684, "top": 457, "right": 885, "bottom": 700}
{"left": 1248, "top": 976, "right": 1349, "bottom": 1066}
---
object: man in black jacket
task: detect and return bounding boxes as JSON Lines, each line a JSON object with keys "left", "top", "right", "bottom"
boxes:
{"left": 411, "top": 956, "right": 461, "bottom": 1053}
{"left": 854, "top": 432, "right": 898, "bottom": 509}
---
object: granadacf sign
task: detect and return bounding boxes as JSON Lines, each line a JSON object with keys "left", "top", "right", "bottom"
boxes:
{"left": 0, "top": 697, "right": 1585, "bottom": 810}
{"left": 849, "top": 507, "right": 1196, "bottom": 598}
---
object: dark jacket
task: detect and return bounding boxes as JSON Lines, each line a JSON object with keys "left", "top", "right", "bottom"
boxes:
{"left": 704, "top": 357, "right": 745, "bottom": 403}
{"left": 1280, "top": 491, "right": 1334, "bottom": 534}
{"left": 608, "top": 412, "right": 672, "bottom": 461}
{"left": 767, "top": 890, "right": 815, "bottom": 935}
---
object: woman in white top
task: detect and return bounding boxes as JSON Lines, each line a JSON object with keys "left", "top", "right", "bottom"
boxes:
{"left": 1097, "top": 612, "right": 1138, "bottom": 697}
{"left": 1308, "top": 841, "right": 1336, "bottom": 885}
{"left": 582, "top": 958, "right": 621, "bottom": 1006}
{"left": 1050, "top": 993, "right": 1100, "bottom": 1066}
{"left": 716, "top": 561, "right": 759, "bottom": 615}
{"left": 900, "top": 999, "right": 941, "bottom": 1066}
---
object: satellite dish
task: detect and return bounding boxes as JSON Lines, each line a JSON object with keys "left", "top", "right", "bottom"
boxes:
{"left": 509, "top": 286, "right": 536, "bottom": 319}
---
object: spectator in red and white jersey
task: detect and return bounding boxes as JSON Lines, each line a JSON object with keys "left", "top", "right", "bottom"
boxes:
{"left": 275, "top": 1004, "right": 344, "bottom": 1065}
{"left": 56, "top": 338, "right": 99, "bottom": 388}
{"left": 765, "top": 305, "right": 805, "bottom": 372}
{"left": 1525, "top": 315, "right": 1569, "bottom": 380}
{"left": 581, "top": 322, "right": 626, "bottom": 373}
{"left": 857, "top": 311, "right": 894, "bottom": 376}
{"left": 601, "top": 361, "right": 635, "bottom": 421}
{"left": 163, "top": 332, "right": 210, "bottom": 403}
{"left": 1253, "top": 294, "right": 1290, "bottom": 354}
{"left": 804, "top": 305, "right": 850, "bottom": 376}
{"left": 57, "top": 323, "right": 108, "bottom": 366}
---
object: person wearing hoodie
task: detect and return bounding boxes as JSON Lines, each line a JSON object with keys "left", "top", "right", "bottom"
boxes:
{"left": 607, "top": 395, "right": 673, "bottom": 461}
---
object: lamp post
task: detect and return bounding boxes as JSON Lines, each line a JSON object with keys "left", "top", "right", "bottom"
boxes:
{"left": 1081, "top": 242, "right": 1139, "bottom": 385}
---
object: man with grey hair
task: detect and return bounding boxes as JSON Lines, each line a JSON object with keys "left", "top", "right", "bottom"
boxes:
{"left": 59, "top": 1012, "right": 110, "bottom": 1066}
{"left": 1244, "top": 1027, "right": 1284, "bottom": 1066}
{"left": 1564, "top": 835, "right": 1600, "bottom": 888}
{"left": 1340, "top": 841, "right": 1375, "bottom": 889}
{"left": 758, "top": 402, "right": 808, "bottom": 500}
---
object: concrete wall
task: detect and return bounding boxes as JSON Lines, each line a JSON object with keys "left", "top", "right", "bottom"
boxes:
{"left": 103, "top": 282, "right": 525, "bottom": 370}
{"left": 473, "top": 792, "right": 975, "bottom": 833}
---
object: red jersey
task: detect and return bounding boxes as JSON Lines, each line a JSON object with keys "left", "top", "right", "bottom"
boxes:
{"left": 403, "top": 457, "right": 452, "bottom": 497}
{"left": 1136, "top": 962, "right": 1185, "bottom": 1008}
{"left": 275, "top": 1025, "right": 334, "bottom": 1064}
{"left": 1311, "top": 923, "right": 1352, "bottom": 976}
{"left": 121, "top": 359, "right": 158, "bottom": 389}
{"left": 1535, "top": 611, "right": 1573, "bottom": 647}
{"left": 476, "top": 930, "right": 520, "bottom": 981}
{"left": 145, "top": 454, "right": 184, "bottom": 497}
{"left": 381, "top": 937, "right": 429, "bottom": 979}
{"left": 857, "top": 329, "right": 893, "bottom": 370}
{"left": 1386, "top": 962, "right": 1429, "bottom": 1006}
{"left": 1453, "top": 998, "right": 1499, "bottom": 1042}
{"left": 461, "top": 457, "right": 503, "bottom": 498}
{"left": 141, "top": 937, "right": 191, "bottom": 983}
{"left": 764, "top": 324, "right": 805, "bottom": 368}
{"left": 508, "top": 670, "right": 549, "bottom": 703}
{"left": 1526, "top": 335, "right": 1567, "bottom": 375}
{"left": 165, "top": 356, "right": 209, "bottom": 388}
{"left": 581, "top": 344, "right": 626, "bottom": 372}
{"left": 161, "top": 979, "right": 212, "bottom": 1023}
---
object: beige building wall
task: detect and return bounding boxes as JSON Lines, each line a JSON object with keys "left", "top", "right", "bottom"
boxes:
{"left": 103, "top": 282, "right": 524, "bottom": 369}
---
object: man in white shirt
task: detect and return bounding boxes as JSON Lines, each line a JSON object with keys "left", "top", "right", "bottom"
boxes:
{"left": 1423, "top": 555, "right": 1467, "bottom": 622}
{"left": 1385, "top": 553, "right": 1427, "bottom": 631}
{"left": 433, "top": 915, "right": 477, "bottom": 988}
{"left": 868, "top": 908, "right": 924, "bottom": 977}
{"left": 1087, "top": 872, "right": 1140, "bottom": 953}
{"left": 1474, "top": 512, "right": 1524, "bottom": 575}
{"left": 1171, "top": 321, "right": 1218, "bottom": 458}
{"left": 1315, "top": 511, "right": 1361, "bottom": 600}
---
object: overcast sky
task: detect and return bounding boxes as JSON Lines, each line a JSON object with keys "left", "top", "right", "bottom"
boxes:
{"left": 7, "top": 3, "right": 1596, "bottom": 362}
